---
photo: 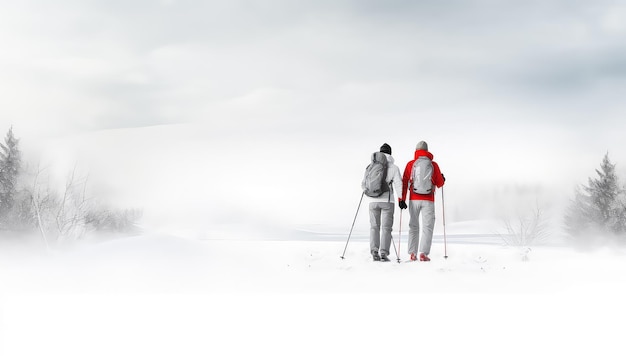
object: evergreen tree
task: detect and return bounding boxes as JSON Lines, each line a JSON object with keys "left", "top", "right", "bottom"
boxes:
{"left": 0, "top": 126, "right": 22, "bottom": 216}
{"left": 564, "top": 186, "right": 594, "bottom": 238}
{"left": 587, "top": 153, "right": 621, "bottom": 226}
{"left": 565, "top": 153, "right": 626, "bottom": 243}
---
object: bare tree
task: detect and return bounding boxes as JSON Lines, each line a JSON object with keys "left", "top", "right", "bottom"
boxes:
{"left": 26, "top": 163, "right": 142, "bottom": 245}
{"left": 2, "top": 127, "right": 142, "bottom": 244}
{"left": 28, "top": 166, "right": 52, "bottom": 249}
{"left": 500, "top": 204, "right": 550, "bottom": 261}
{"left": 54, "top": 166, "right": 92, "bottom": 241}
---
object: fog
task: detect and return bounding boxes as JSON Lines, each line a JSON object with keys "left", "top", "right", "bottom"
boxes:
{"left": 19, "top": 118, "right": 617, "bottom": 242}
{"left": 2, "top": 0, "right": 626, "bottom": 237}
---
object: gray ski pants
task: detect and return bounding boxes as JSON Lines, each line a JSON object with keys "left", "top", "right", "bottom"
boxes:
{"left": 408, "top": 200, "right": 435, "bottom": 255}
{"left": 369, "top": 202, "right": 394, "bottom": 255}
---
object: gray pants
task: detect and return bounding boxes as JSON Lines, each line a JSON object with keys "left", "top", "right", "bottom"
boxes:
{"left": 408, "top": 200, "right": 435, "bottom": 255}
{"left": 369, "top": 202, "right": 394, "bottom": 255}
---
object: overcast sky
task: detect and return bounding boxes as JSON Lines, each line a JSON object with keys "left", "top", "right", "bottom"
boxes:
{"left": 2, "top": 0, "right": 625, "bottom": 136}
{"left": 2, "top": 0, "right": 626, "bottom": 232}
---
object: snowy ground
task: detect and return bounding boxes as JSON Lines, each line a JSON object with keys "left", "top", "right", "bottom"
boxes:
{"left": 6, "top": 119, "right": 621, "bottom": 357}
{"left": 2, "top": 224, "right": 626, "bottom": 358}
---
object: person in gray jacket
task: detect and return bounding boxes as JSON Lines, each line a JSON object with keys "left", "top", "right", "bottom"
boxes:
{"left": 368, "top": 143, "right": 403, "bottom": 262}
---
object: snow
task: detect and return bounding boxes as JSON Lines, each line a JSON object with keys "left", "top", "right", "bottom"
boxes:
{"left": 3, "top": 123, "right": 626, "bottom": 357}
{"left": 2, "top": 224, "right": 626, "bottom": 358}
{"left": 4, "top": 1, "right": 626, "bottom": 356}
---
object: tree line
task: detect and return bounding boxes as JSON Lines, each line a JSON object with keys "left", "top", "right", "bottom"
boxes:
{"left": 3, "top": 125, "right": 622, "bottom": 247}
{"left": 0, "top": 127, "right": 141, "bottom": 244}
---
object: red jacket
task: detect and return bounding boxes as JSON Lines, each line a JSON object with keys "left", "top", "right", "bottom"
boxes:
{"left": 401, "top": 150, "right": 444, "bottom": 202}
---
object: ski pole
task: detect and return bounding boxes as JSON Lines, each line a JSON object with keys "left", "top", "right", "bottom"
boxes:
{"left": 442, "top": 187, "right": 448, "bottom": 259}
{"left": 341, "top": 192, "right": 365, "bottom": 260}
{"left": 390, "top": 235, "right": 399, "bottom": 262}
{"left": 397, "top": 209, "right": 403, "bottom": 263}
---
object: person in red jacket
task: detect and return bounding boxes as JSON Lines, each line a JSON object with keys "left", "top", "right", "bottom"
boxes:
{"left": 399, "top": 141, "right": 445, "bottom": 261}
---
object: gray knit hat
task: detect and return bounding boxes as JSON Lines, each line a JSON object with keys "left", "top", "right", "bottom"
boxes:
{"left": 416, "top": 141, "right": 428, "bottom": 151}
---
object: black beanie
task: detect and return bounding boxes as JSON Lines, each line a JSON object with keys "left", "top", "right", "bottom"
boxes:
{"left": 380, "top": 143, "right": 392, "bottom": 155}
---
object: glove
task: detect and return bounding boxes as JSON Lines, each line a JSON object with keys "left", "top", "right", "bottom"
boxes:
{"left": 399, "top": 200, "right": 407, "bottom": 210}
{"left": 442, "top": 173, "right": 446, "bottom": 182}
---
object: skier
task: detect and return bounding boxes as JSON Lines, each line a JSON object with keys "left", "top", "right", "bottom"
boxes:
{"left": 399, "top": 141, "right": 445, "bottom": 261}
{"left": 367, "top": 143, "right": 403, "bottom": 262}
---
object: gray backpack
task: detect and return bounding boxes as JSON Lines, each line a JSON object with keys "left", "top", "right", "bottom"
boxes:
{"left": 411, "top": 156, "right": 434, "bottom": 195}
{"left": 362, "top": 152, "right": 389, "bottom": 198}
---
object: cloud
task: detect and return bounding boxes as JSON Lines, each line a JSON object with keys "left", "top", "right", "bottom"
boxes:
{"left": 1, "top": 0, "right": 625, "bottom": 139}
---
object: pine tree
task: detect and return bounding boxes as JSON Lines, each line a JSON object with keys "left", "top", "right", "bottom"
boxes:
{"left": 565, "top": 153, "right": 626, "bottom": 242}
{"left": 0, "top": 126, "right": 22, "bottom": 216}
{"left": 564, "top": 186, "right": 594, "bottom": 237}
{"left": 587, "top": 153, "right": 621, "bottom": 226}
